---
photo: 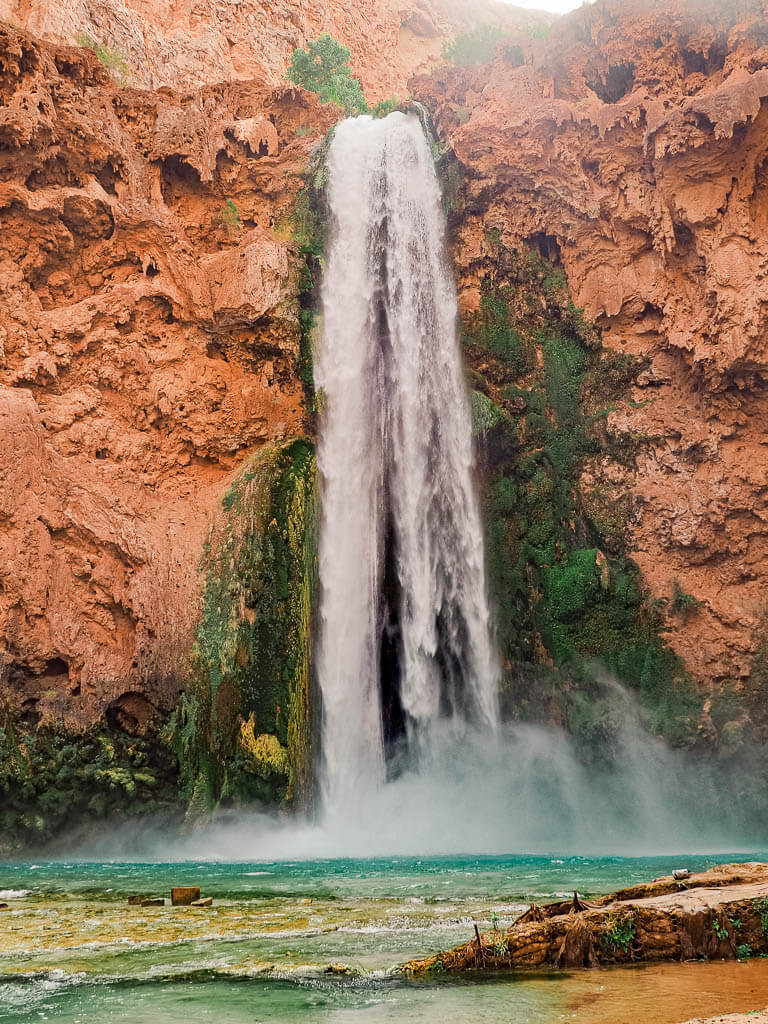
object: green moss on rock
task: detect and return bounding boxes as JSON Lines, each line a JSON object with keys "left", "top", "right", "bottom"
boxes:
{"left": 0, "top": 715, "right": 180, "bottom": 855}
{"left": 172, "top": 438, "right": 317, "bottom": 819}
{"left": 463, "top": 242, "right": 704, "bottom": 748}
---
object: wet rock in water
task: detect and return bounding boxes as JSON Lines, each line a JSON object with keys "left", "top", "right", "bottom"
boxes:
{"left": 325, "top": 963, "right": 353, "bottom": 975}
{"left": 141, "top": 898, "right": 165, "bottom": 907}
{"left": 403, "top": 862, "right": 768, "bottom": 974}
{"left": 171, "top": 887, "right": 201, "bottom": 906}
{"left": 0, "top": 903, "right": 9, "bottom": 910}
{"left": 191, "top": 897, "right": 213, "bottom": 907}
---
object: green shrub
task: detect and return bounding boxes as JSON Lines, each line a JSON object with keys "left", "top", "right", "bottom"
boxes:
{"left": 216, "top": 199, "right": 241, "bottom": 228}
{"left": 372, "top": 97, "right": 399, "bottom": 119}
{"left": 669, "top": 580, "right": 702, "bottom": 624}
{"left": 600, "top": 913, "right": 636, "bottom": 954}
{"left": 285, "top": 35, "right": 367, "bottom": 116}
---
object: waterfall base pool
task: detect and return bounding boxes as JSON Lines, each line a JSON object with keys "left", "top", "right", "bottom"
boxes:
{"left": 2, "top": 854, "right": 767, "bottom": 1022}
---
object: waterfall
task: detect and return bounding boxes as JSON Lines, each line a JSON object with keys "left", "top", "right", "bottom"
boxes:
{"left": 315, "top": 112, "right": 499, "bottom": 814}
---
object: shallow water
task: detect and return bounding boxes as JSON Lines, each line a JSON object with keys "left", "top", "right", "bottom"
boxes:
{"left": 1, "top": 854, "right": 767, "bottom": 1022}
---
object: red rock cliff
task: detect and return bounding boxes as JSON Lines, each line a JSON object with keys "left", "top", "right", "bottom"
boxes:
{"left": 0, "top": 24, "right": 339, "bottom": 728}
{"left": 413, "top": 0, "right": 768, "bottom": 693}
{"left": 2, "top": 0, "right": 768, "bottom": 737}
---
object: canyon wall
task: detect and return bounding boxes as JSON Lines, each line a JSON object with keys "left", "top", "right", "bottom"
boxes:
{"left": 413, "top": 0, "right": 768, "bottom": 700}
{"left": 0, "top": 23, "right": 338, "bottom": 734}
{"left": 0, "top": 0, "right": 544, "bottom": 99}
{"left": 1, "top": 0, "right": 768, "bottom": 841}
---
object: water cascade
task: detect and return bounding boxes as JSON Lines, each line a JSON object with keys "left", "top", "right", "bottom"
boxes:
{"left": 315, "top": 112, "right": 500, "bottom": 814}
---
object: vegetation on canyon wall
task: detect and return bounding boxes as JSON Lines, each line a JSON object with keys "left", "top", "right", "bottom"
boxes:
{"left": 458, "top": 233, "right": 709, "bottom": 757}
{"left": 0, "top": 714, "right": 179, "bottom": 855}
{"left": 170, "top": 439, "right": 317, "bottom": 821}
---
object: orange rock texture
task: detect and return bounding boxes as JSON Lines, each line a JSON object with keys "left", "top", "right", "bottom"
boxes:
{"left": 0, "top": 23, "right": 337, "bottom": 728}
{"left": 412, "top": 0, "right": 768, "bottom": 691}
{"left": 0, "top": 0, "right": 543, "bottom": 101}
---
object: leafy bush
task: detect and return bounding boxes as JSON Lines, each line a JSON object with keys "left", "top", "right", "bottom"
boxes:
{"left": 285, "top": 35, "right": 367, "bottom": 116}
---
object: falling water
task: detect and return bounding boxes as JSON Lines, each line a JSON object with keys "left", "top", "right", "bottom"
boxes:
{"left": 315, "top": 112, "right": 499, "bottom": 814}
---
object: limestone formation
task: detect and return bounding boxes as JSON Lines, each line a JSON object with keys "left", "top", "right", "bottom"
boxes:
{"left": 413, "top": 0, "right": 768, "bottom": 691}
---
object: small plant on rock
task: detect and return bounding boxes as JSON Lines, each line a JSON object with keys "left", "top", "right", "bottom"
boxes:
{"left": 753, "top": 897, "right": 768, "bottom": 934}
{"left": 670, "top": 580, "right": 702, "bottom": 624}
{"left": 216, "top": 199, "right": 241, "bottom": 229}
{"left": 74, "top": 32, "right": 128, "bottom": 81}
{"left": 490, "top": 911, "right": 508, "bottom": 958}
{"left": 600, "top": 913, "right": 636, "bottom": 954}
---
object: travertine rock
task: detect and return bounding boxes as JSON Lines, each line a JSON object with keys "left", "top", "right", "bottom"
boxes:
{"left": 0, "top": 0, "right": 541, "bottom": 100}
{"left": 0, "top": 24, "right": 335, "bottom": 728}
{"left": 404, "top": 862, "right": 768, "bottom": 973}
{"left": 412, "top": 0, "right": 768, "bottom": 688}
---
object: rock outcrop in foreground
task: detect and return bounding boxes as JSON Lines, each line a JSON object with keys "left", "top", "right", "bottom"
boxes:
{"left": 403, "top": 863, "right": 768, "bottom": 972}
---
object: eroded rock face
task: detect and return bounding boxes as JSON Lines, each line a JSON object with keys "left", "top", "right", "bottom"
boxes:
{"left": 0, "top": 0, "right": 536, "bottom": 100}
{"left": 3, "top": 0, "right": 768, "bottom": 740}
{"left": 0, "top": 24, "right": 335, "bottom": 728}
{"left": 412, "top": 0, "right": 768, "bottom": 689}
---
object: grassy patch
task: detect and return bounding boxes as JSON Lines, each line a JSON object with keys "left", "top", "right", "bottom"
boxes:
{"left": 74, "top": 32, "right": 128, "bottom": 82}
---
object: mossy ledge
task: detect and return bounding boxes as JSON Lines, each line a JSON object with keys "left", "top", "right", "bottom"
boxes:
{"left": 170, "top": 438, "right": 317, "bottom": 821}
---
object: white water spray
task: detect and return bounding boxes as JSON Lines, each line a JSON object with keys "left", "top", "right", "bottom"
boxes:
{"left": 315, "top": 112, "right": 499, "bottom": 813}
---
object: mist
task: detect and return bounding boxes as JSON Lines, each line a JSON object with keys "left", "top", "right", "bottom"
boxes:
{"left": 49, "top": 679, "right": 765, "bottom": 863}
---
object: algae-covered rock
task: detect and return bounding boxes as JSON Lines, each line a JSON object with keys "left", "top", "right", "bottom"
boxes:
{"left": 171, "top": 438, "right": 317, "bottom": 818}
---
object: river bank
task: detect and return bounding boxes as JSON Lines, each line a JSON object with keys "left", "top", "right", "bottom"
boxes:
{"left": 1, "top": 855, "right": 768, "bottom": 1023}
{"left": 404, "top": 862, "right": 768, "bottom": 974}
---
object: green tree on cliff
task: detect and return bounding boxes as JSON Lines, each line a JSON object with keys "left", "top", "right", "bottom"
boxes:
{"left": 285, "top": 34, "right": 368, "bottom": 116}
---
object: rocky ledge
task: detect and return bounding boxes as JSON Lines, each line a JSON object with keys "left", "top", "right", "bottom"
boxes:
{"left": 403, "top": 863, "right": 768, "bottom": 973}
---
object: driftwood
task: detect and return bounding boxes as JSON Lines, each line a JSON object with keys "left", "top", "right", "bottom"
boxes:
{"left": 403, "top": 862, "right": 768, "bottom": 974}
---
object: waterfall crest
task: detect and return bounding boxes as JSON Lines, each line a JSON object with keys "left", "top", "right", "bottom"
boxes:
{"left": 315, "top": 112, "right": 499, "bottom": 813}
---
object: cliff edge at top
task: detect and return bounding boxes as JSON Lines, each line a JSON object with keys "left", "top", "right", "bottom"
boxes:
{"left": 0, "top": 0, "right": 549, "bottom": 100}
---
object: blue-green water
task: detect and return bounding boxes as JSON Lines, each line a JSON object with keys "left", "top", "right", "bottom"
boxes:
{"left": 1, "top": 854, "right": 767, "bottom": 1023}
